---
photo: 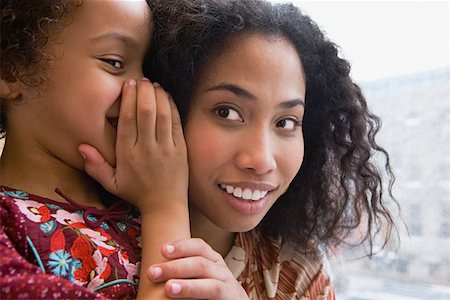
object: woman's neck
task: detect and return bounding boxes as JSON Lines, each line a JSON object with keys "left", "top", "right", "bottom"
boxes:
{"left": 0, "top": 139, "right": 105, "bottom": 209}
{"left": 189, "top": 206, "right": 236, "bottom": 257}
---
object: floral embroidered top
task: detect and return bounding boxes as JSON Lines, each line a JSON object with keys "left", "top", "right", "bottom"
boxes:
{"left": 225, "top": 230, "right": 336, "bottom": 300}
{"left": 0, "top": 186, "right": 141, "bottom": 299}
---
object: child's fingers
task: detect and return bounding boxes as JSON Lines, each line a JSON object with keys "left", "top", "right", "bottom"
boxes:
{"left": 160, "top": 238, "right": 223, "bottom": 262}
{"left": 165, "top": 279, "right": 241, "bottom": 300}
{"left": 78, "top": 144, "right": 116, "bottom": 193}
{"left": 153, "top": 83, "right": 173, "bottom": 145}
{"left": 148, "top": 256, "right": 229, "bottom": 283}
{"left": 136, "top": 78, "right": 157, "bottom": 142}
{"left": 168, "top": 95, "right": 185, "bottom": 146}
{"left": 117, "top": 79, "right": 138, "bottom": 148}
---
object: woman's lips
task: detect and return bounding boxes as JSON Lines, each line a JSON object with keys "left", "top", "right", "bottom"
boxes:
{"left": 218, "top": 184, "right": 272, "bottom": 215}
{"left": 219, "top": 184, "right": 268, "bottom": 201}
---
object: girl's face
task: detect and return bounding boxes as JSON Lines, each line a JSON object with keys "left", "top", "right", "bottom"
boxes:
{"left": 185, "top": 33, "right": 306, "bottom": 232}
{"left": 7, "top": 0, "right": 150, "bottom": 169}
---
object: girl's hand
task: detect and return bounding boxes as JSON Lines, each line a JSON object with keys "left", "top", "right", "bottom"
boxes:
{"left": 79, "top": 78, "right": 188, "bottom": 214}
{"left": 148, "top": 238, "right": 249, "bottom": 300}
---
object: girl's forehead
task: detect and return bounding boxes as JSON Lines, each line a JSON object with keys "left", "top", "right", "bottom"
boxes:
{"left": 63, "top": 0, "right": 151, "bottom": 46}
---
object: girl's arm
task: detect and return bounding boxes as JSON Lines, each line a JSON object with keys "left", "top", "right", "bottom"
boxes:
{"left": 79, "top": 78, "right": 190, "bottom": 299}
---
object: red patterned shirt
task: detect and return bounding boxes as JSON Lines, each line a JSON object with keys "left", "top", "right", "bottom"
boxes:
{"left": 0, "top": 186, "right": 141, "bottom": 299}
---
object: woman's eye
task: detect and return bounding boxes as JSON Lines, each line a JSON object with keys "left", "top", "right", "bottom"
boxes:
{"left": 276, "top": 118, "right": 301, "bottom": 131}
{"left": 101, "top": 58, "right": 123, "bottom": 69}
{"left": 215, "top": 106, "right": 243, "bottom": 122}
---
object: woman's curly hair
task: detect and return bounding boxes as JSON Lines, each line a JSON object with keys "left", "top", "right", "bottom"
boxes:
{"left": 0, "top": 0, "right": 82, "bottom": 136}
{"left": 146, "top": 0, "right": 399, "bottom": 254}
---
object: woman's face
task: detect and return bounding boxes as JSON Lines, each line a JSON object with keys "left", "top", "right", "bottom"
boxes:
{"left": 185, "top": 33, "right": 306, "bottom": 232}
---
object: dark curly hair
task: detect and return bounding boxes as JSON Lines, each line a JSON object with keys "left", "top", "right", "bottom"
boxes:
{"left": 0, "top": 0, "right": 82, "bottom": 137}
{"left": 146, "top": 0, "right": 399, "bottom": 254}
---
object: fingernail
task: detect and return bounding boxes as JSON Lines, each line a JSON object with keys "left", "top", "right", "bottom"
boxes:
{"left": 150, "top": 266, "right": 162, "bottom": 279}
{"left": 153, "top": 82, "right": 160, "bottom": 87}
{"left": 79, "top": 151, "right": 87, "bottom": 160}
{"left": 171, "top": 282, "right": 182, "bottom": 294}
{"left": 127, "top": 79, "right": 136, "bottom": 86}
{"left": 165, "top": 244, "right": 175, "bottom": 255}
{"left": 140, "top": 77, "right": 150, "bottom": 82}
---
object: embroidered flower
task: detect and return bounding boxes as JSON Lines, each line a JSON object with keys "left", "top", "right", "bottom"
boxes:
{"left": 117, "top": 221, "right": 127, "bottom": 232}
{"left": 1, "top": 190, "right": 29, "bottom": 199}
{"left": 70, "top": 235, "right": 93, "bottom": 260}
{"left": 86, "top": 214, "right": 98, "bottom": 223}
{"left": 87, "top": 250, "right": 111, "bottom": 290}
{"left": 50, "top": 229, "right": 66, "bottom": 252}
{"left": 73, "top": 256, "right": 96, "bottom": 285}
{"left": 51, "top": 210, "right": 84, "bottom": 226}
{"left": 48, "top": 250, "right": 72, "bottom": 276}
{"left": 78, "top": 227, "right": 118, "bottom": 256}
{"left": 63, "top": 222, "right": 118, "bottom": 257}
{"left": 45, "top": 203, "right": 62, "bottom": 210}
{"left": 14, "top": 199, "right": 51, "bottom": 223}
{"left": 118, "top": 250, "right": 140, "bottom": 281}
{"left": 40, "top": 220, "right": 57, "bottom": 234}
{"left": 127, "top": 226, "right": 141, "bottom": 248}
{"left": 67, "top": 258, "right": 82, "bottom": 283}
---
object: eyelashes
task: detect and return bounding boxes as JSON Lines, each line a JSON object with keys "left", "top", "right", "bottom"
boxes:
{"left": 99, "top": 58, "right": 124, "bottom": 69}
{"left": 214, "top": 105, "right": 302, "bottom": 132}
{"left": 215, "top": 106, "right": 243, "bottom": 122}
{"left": 276, "top": 118, "right": 302, "bottom": 131}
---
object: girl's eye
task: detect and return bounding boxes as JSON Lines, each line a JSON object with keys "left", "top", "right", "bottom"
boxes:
{"left": 101, "top": 58, "right": 123, "bottom": 69}
{"left": 276, "top": 118, "right": 301, "bottom": 131}
{"left": 215, "top": 106, "right": 243, "bottom": 122}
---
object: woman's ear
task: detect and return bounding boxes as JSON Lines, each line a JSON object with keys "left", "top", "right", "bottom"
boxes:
{"left": 0, "top": 79, "right": 22, "bottom": 101}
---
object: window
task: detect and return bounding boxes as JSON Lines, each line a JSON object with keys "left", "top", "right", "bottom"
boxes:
{"left": 267, "top": 1, "right": 450, "bottom": 299}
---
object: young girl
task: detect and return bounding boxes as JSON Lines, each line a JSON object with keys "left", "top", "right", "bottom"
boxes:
{"left": 137, "top": 0, "right": 398, "bottom": 298}
{"left": 0, "top": 0, "right": 192, "bottom": 299}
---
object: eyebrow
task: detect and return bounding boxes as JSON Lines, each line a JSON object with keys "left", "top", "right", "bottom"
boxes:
{"left": 90, "top": 32, "right": 138, "bottom": 48}
{"left": 206, "top": 83, "right": 305, "bottom": 108}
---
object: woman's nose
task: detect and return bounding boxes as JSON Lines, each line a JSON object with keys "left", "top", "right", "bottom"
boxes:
{"left": 234, "top": 130, "right": 276, "bottom": 175}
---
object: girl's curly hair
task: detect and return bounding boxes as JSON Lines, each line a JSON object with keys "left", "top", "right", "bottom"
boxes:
{"left": 0, "top": 0, "right": 82, "bottom": 136}
{"left": 146, "top": 0, "right": 399, "bottom": 254}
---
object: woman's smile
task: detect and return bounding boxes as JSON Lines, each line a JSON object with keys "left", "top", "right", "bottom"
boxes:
{"left": 219, "top": 184, "right": 270, "bottom": 201}
{"left": 185, "top": 33, "right": 305, "bottom": 233}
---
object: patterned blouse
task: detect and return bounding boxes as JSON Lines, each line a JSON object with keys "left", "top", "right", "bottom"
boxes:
{"left": 1, "top": 185, "right": 335, "bottom": 299}
{"left": 225, "top": 230, "right": 336, "bottom": 299}
{"left": 0, "top": 186, "right": 141, "bottom": 299}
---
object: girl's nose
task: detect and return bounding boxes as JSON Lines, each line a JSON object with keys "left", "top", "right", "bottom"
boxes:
{"left": 130, "top": 68, "right": 145, "bottom": 81}
{"left": 234, "top": 131, "right": 276, "bottom": 175}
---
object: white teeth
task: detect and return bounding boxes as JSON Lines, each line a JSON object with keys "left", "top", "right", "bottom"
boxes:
{"left": 251, "top": 190, "right": 261, "bottom": 201}
{"left": 242, "top": 189, "right": 252, "bottom": 200}
{"left": 220, "top": 184, "right": 269, "bottom": 201}
{"left": 226, "top": 185, "right": 234, "bottom": 194}
{"left": 233, "top": 187, "right": 243, "bottom": 198}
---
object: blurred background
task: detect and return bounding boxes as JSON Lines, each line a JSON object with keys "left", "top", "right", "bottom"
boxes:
{"left": 269, "top": 1, "right": 450, "bottom": 299}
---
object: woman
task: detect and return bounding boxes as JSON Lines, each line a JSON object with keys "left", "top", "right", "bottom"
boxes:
{"left": 140, "top": 0, "right": 398, "bottom": 299}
